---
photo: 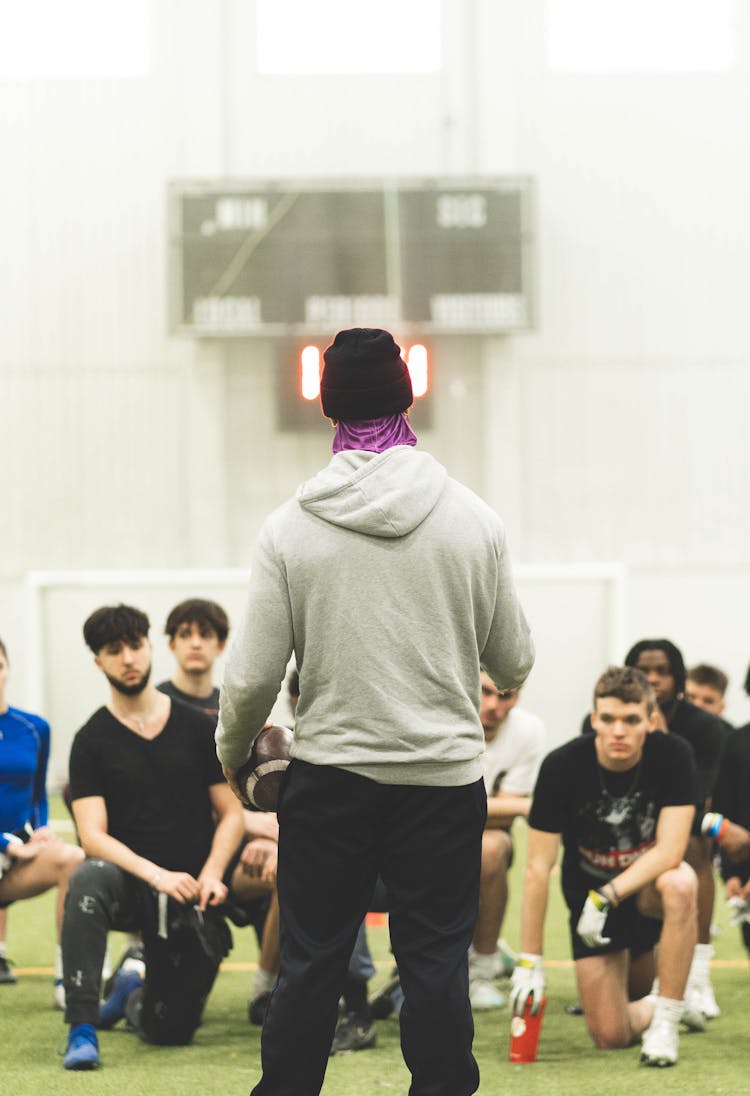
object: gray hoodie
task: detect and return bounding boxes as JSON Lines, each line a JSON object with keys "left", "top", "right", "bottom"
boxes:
{"left": 216, "top": 446, "right": 534, "bottom": 786}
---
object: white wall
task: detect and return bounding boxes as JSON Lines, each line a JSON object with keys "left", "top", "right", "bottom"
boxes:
{"left": 1, "top": 0, "right": 749, "bottom": 770}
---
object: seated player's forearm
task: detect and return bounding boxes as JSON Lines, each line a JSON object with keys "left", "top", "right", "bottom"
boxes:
{"left": 485, "top": 793, "right": 530, "bottom": 827}
{"left": 520, "top": 865, "right": 550, "bottom": 955}
{"left": 601, "top": 840, "right": 688, "bottom": 904}
{"left": 78, "top": 828, "right": 164, "bottom": 886}
{"left": 243, "top": 809, "right": 280, "bottom": 842}
{"left": 202, "top": 810, "right": 245, "bottom": 878}
{"left": 703, "top": 813, "right": 750, "bottom": 861}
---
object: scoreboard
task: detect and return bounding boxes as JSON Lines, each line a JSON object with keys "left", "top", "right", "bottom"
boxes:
{"left": 169, "top": 178, "right": 534, "bottom": 336}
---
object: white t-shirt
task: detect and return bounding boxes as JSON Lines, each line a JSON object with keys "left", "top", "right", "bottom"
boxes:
{"left": 483, "top": 707, "right": 546, "bottom": 798}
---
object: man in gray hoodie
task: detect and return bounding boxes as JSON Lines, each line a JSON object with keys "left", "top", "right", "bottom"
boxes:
{"left": 216, "top": 327, "right": 534, "bottom": 1096}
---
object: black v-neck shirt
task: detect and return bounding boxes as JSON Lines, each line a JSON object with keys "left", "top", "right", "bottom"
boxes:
{"left": 69, "top": 699, "right": 223, "bottom": 876}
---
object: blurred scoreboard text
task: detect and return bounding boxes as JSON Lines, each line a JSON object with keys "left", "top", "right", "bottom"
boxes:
{"left": 169, "top": 178, "right": 534, "bottom": 336}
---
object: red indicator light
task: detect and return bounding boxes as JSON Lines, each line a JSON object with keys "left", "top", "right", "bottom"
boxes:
{"left": 406, "top": 344, "right": 428, "bottom": 398}
{"left": 300, "top": 345, "right": 321, "bottom": 400}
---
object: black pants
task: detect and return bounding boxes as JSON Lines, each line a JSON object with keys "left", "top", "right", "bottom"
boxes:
{"left": 62, "top": 859, "right": 231, "bottom": 1044}
{"left": 252, "top": 761, "right": 486, "bottom": 1096}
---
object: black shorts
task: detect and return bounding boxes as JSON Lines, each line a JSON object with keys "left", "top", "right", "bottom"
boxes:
{"left": 565, "top": 884, "right": 662, "bottom": 961}
{"left": 220, "top": 839, "right": 271, "bottom": 943}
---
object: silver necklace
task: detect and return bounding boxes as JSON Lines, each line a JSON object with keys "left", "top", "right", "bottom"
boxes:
{"left": 111, "top": 695, "right": 163, "bottom": 733}
{"left": 597, "top": 760, "right": 641, "bottom": 800}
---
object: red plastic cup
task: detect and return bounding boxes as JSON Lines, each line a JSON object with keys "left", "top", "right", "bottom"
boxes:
{"left": 509, "top": 997, "right": 546, "bottom": 1063}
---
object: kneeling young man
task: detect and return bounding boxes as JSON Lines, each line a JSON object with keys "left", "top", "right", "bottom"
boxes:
{"left": 60, "top": 605, "right": 244, "bottom": 1070}
{"left": 511, "top": 666, "right": 698, "bottom": 1067}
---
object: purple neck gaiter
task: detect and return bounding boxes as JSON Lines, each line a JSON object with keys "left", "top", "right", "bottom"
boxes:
{"left": 332, "top": 413, "right": 418, "bottom": 454}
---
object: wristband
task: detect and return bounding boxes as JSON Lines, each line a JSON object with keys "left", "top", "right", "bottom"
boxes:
{"left": 517, "top": 952, "right": 542, "bottom": 971}
{"left": 702, "top": 812, "right": 730, "bottom": 841}
{"left": 606, "top": 880, "right": 621, "bottom": 907}
{"left": 591, "top": 888, "right": 610, "bottom": 911}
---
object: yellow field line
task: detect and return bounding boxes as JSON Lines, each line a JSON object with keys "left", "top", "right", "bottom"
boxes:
{"left": 10, "top": 958, "right": 750, "bottom": 977}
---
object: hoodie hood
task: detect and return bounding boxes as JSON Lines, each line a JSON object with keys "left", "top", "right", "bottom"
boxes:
{"left": 296, "top": 447, "right": 448, "bottom": 538}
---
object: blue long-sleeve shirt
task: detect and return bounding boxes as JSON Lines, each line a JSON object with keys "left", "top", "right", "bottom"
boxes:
{"left": 0, "top": 706, "right": 50, "bottom": 852}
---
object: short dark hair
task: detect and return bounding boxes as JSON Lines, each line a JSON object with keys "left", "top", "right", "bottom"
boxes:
{"left": 593, "top": 666, "right": 655, "bottom": 714}
{"left": 687, "top": 663, "right": 728, "bottom": 696}
{"left": 83, "top": 604, "right": 150, "bottom": 654}
{"left": 164, "top": 599, "right": 229, "bottom": 642}
{"left": 624, "top": 638, "right": 686, "bottom": 695}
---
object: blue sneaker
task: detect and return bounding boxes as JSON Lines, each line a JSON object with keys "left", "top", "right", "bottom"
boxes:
{"left": 63, "top": 1024, "right": 99, "bottom": 1070}
{"left": 98, "top": 969, "right": 143, "bottom": 1029}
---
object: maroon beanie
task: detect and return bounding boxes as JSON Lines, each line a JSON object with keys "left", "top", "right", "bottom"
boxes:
{"left": 320, "top": 328, "right": 413, "bottom": 421}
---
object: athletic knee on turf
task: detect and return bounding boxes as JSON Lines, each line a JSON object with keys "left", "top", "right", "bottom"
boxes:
{"left": 480, "top": 830, "right": 511, "bottom": 878}
{"left": 587, "top": 1015, "right": 633, "bottom": 1050}
{"left": 65, "top": 859, "right": 123, "bottom": 922}
{"left": 52, "top": 841, "right": 85, "bottom": 881}
{"left": 657, "top": 863, "right": 697, "bottom": 921}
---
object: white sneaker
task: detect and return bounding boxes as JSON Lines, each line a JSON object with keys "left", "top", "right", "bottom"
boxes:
{"left": 682, "top": 987, "right": 708, "bottom": 1032}
{"left": 494, "top": 939, "right": 517, "bottom": 979}
{"left": 699, "top": 981, "right": 720, "bottom": 1019}
{"left": 469, "top": 976, "right": 505, "bottom": 1010}
{"left": 641, "top": 1014, "right": 679, "bottom": 1067}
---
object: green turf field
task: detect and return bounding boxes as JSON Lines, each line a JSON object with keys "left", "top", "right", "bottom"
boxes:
{"left": 1, "top": 800, "right": 747, "bottom": 1094}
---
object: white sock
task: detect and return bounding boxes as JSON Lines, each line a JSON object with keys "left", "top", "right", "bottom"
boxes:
{"left": 55, "top": 945, "right": 63, "bottom": 979}
{"left": 690, "top": 942, "right": 713, "bottom": 983}
{"left": 470, "top": 951, "right": 496, "bottom": 979}
{"left": 250, "top": 966, "right": 277, "bottom": 998}
{"left": 0, "top": 941, "right": 7, "bottom": 959}
{"left": 653, "top": 996, "right": 684, "bottom": 1025}
{"left": 122, "top": 955, "right": 146, "bottom": 978}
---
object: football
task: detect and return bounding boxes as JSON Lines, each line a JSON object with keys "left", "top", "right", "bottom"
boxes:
{"left": 236, "top": 724, "right": 294, "bottom": 811}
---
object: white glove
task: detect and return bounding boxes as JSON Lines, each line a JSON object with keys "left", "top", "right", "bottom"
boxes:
{"left": 576, "top": 889, "right": 611, "bottom": 947}
{"left": 509, "top": 952, "right": 545, "bottom": 1016}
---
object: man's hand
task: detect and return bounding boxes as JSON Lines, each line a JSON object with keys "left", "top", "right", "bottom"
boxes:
{"left": 222, "top": 765, "right": 248, "bottom": 806}
{"left": 240, "top": 838, "right": 277, "bottom": 880}
{"left": 576, "top": 890, "right": 612, "bottom": 947}
{"left": 509, "top": 953, "right": 545, "bottom": 1016}
{"left": 5, "top": 840, "right": 40, "bottom": 863}
{"left": 725, "top": 876, "right": 742, "bottom": 900}
{"left": 28, "top": 826, "right": 58, "bottom": 845}
{"left": 153, "top": 869, "right": 200, "bottom": 905}
{"left": 260, "top": 844, "right": 278, "bottom": 885}
{"left": 196, "top": 872, "right": 229, "bottom": 911}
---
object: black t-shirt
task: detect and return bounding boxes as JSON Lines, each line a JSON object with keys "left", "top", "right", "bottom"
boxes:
{"left": 580, "top": 698, "right": 723, "bottom": 802}
{"left": 69, "top": 699, "right": 224, "bottom": 877}
{"left": 669, "top": 700, "right": 724, "bottom": 802}
{"left": 712, "top": 723, "right": 750, "bottom": 884}
{"left": 530, "top": 732, "right": 696, "bottom": 894}
{"left": 157, "top": 680, "right": 220, "bottom": 723}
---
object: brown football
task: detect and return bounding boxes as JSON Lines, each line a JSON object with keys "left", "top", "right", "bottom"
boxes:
{"left": 235, "top": 724, "right": 294, "bottom": 811}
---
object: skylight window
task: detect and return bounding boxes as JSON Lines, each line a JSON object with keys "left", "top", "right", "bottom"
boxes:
{"left": 0, "top": 0, "right": 151, "bottom": 80}
{"left": 257, "top": 0, "right": 442, "bottom": 74}
{"left": 547, "top": 0, "right": 735, "bottom": 72}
